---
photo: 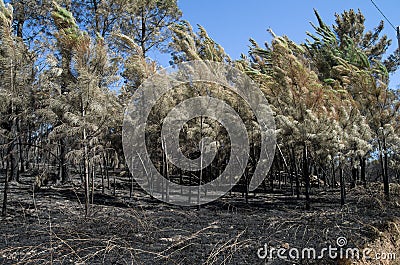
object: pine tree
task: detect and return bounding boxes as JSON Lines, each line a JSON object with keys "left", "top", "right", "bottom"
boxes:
{"left": 305, "top": 9, "right": 399, "bottom": 200}
{"left": 48, "top": 3, "right": 121, "bottom": 215}
{"left": 119, "top": 0, "right": 181, "bottom": 57}
{"left": 0, "top": 0, "right": 35, "bottom": 214}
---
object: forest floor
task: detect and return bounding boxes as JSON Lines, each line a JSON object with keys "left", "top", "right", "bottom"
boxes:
{"left": 0, "top": 173, "right": 399, "bottom": 265}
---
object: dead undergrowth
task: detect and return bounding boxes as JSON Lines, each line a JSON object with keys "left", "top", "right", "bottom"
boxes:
{"left": 0, "top": 176, "right": 399, "bottom": 264}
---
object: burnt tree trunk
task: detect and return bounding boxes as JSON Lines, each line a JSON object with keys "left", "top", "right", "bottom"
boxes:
{"left": 2, "top": 152, "right": 10, "bottom": 216}
{"left": 303, "top": 143, "right": 310, "bottom": 210}
{"left": 360, "top": 156, "right": 366, "bottom": 188}
{"left": 383, "top": 137, "right": 390, "bottom": 201}
{"left": 339, "top": 159, "right": 345, "bottom": 206}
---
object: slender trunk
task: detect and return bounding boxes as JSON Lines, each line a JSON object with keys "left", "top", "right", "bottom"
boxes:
{"left": 37, "top": 126, "right": 43, "bottom": 170}
{"left": 10, "top": 143, "right": 18, "bottom": 181}
{"left": 2, "top": 155, "right": 9, "bottom": 216}
{"left": 250, "top": 138, "right": 256, "bottom": 197}
{"left": 26, "top": 123, "right": 32, "bottom": 171}
{"left": 92, "top": 0, "right": 100, "bottom": 33}
{"left": 163, "top": 137, "right": 170, "bottom": 203}
{"left": 17, "top": 120, "right": 25, "bottom": 174}
{"left": 188, "top": 172, "right": 192, "bottom": 204}
{"left": 197, "top": 116, "right": 203, "bottom": 210}
{"left": 0, "top": 147, "right": 4, "bottom": 169}
{"left": 91, "top": 162, "right": 95, "bottom": 204}
{"left": 323, "top": 166, "right": 327, "bottom": 191}
{"left": 129, "top": 171, "right": 133, "bottom": 198}
{"left": 331, "top": 159, "right": 336, "bottom": 190}
{"left": 113, "top": 174, "right": 116, "bottom": 196}
{"left": 303, "top": 143, "right": 310, "bottom": 210}
{"left": 383, "top": 137, "right": 390, "bottom": 201}
{"left": 82, "top": 105, "right": 90, "bottom": 216}
{"left": 100, "top": 159, "right": 104, "bottom": 194}
{"left": 270, "top": 164, "right": 274, "bottom": 192}
{"left": 83, "top": 137, "right": 89, "bottom": 216}
{"left": 10, "top": 118, "right": 19, "bottom": 182}
{"left": 140, "top": 7, "right": 146, "bottom": 58}
{"left": 360, "top": 156, "right": 366, "bottom": 188}
{"left": 339, "top": 158, "right": 345, "bottom": 206}
{"left": 290, "top": 169, "right": 294, "bottom": 196}
{"left": 105, "top": 154, "right": 110, "bottom": 189}
{"left": 350, "top": 158, "right": 356, "bottom": 189}
{"left": 378, "top": 139, "right": 385, "bottom": 182}
{"left": 59, "top": 138, "right": 69, "bottom": 183}
{"left": 8, "top": 53, "right": 18, "bottom": 183}
{"left": 179, "top": 168, "right": 183, "bottom": 195}
{"left": 161, "top": 141, "right": 165, "bottom": 201}
{"left": 291, "top": 146, "right": 300, "bottom": 199}
{"left": 245, "top": 168, "right": 249, "bottom": 204}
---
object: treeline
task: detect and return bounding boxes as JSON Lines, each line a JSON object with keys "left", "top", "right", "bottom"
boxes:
{"left": 0, "top": 0, "right": 399, "bottom": 215}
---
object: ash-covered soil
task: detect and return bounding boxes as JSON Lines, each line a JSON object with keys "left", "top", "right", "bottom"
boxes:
{"left": 0, "top": 175, "right": 399, "bottom": 265}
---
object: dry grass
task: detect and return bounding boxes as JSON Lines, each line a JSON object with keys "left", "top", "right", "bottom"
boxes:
{"left": 0, "top": 179, "right": 399, "bottom": 264}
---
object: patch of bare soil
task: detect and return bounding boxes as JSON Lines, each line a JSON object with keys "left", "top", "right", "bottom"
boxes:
{"left": 0, "top": 175, "right": 399, "bottom": 264}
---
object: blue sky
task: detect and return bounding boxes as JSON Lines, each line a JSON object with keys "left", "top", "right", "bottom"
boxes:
{"left": 151, "top": 0, "right": 400, "bottom": 88}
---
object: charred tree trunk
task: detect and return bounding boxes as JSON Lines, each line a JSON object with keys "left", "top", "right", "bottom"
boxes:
{"left": 360, "top": 156, "right": 366, "bottom": 188}
{"left": 59, "top": 138, "right": 69, "bottom": 183}
{"left": 100, "top": 159, "right": 105, "bottom": 194}
{"left": 331, "top": 159, "right": 336, "bottom": 190}
{"left": 270, "top": 163, "right": 274, "bottom": 192}
{"left": 10, "top": 118, "right": 19, "bottom": 182}
{"left": 140, "top": 7, "right": 147, "bottom": 58}
{"left": 291, "top": 146, "right": 300, "bottom": 199}
{"left": 303, "top": 143, "right": 310, "bottom": 210}
{"left": 382, "top": 137, "right": 390, "bottom": 201}
{"left": 245, "top": 168, "right": 249, "bottom": 204}
{"left": 197, "top": 116, "right": 203, "bottom": 210}
{"left": 17, "top": 120, "right": 25, "bottom": 174}
{"left": 350, "top": 158, "right": 357, "bottom": 189}
{"left": 82, "top": 105, "right": 90, "bottom": 216}
{"left": 2, "top": 151, "right": 10, "bottom": 216}
{"left": 91, "top": 162, "right": 95, "bottom": 204}
{"left": 10, "top": 143, "right": 19, "bottom": 182}
{"left": 339, "top": 158, "right": 345, "bottom": 206}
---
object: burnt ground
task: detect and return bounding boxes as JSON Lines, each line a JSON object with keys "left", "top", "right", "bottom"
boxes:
{"left": 0, "top": 173, "right": 399, "bottom": 265}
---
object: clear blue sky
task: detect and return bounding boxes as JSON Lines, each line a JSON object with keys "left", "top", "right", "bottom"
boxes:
{"left": 151, "top": 0, "right": 400, "bottom": 88}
